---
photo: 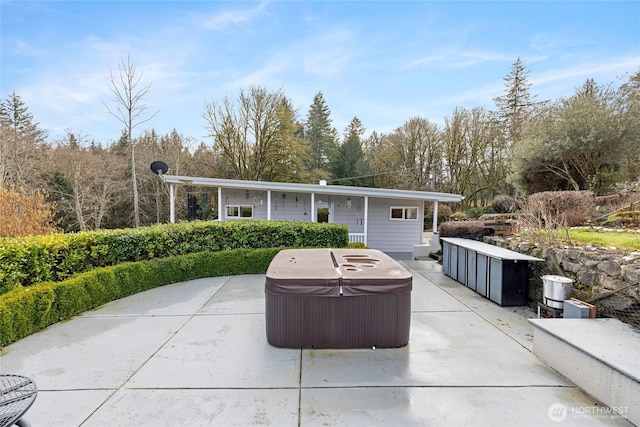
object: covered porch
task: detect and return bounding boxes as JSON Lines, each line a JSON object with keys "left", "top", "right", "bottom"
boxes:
{"left": 158, "top": 176, "right": 463, "bottom": 255}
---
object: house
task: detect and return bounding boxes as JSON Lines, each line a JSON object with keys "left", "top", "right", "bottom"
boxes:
{"left": 159, "top": 175, "right": 464, "bottom": 259}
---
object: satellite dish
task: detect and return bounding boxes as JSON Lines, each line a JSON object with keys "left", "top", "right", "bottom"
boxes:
{"left": 150, "top": 161, "right": 169, "bottom": 176}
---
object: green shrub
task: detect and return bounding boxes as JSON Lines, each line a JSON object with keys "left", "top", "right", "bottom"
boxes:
{"left": 0, "top": 247, "right": 281, "bottom": 347}
{"left": 0, "top": 220, "right": 348, "bottom": 292}
{"left": 451, "top": 211, "right": 467, "bottom": 220}
{"left": 347, "top": 242, "right": 369, "bottom": 249}
{"left": 466, "top": 206, "right": 495, "bottom": 219}
{"left": 602, "top": 211, "right": 640, "bottom": 227}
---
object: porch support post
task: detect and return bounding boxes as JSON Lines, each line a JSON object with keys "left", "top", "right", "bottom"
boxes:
{"left": 363, "top": 196, "right": 369, "bottom": 245}
{"left": 169, "top": 184, "right": 175, "bottom": 223}
{"left": 429, "top": 200, "right": 441, "bottom": 253}
{"left": 311, "top": 193, "right": 316, "bottom": 222}
{"left": 218, "top": 187, "right": 223, "bottom": 221}
{"left": 267, "top": 190, "right": 272, "bottom": 220}
{"left": 432, "top": 201, "right": 439, "bottom": 233}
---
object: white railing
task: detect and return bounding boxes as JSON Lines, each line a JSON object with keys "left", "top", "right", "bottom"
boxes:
{"left": 348, "top": 233, "right": 366, "bottom": 244}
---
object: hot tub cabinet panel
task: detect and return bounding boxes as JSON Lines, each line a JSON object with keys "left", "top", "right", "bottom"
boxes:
{"left": 441, "top": 238, "right": 544, "bottom": 307}
{"left": 265, "top": 249, "right": 412, "bottom": 349}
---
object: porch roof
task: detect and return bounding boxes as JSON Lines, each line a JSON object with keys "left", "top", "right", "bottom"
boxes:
{"left": 160, "top": 175, "right": 464, "bottom": 203}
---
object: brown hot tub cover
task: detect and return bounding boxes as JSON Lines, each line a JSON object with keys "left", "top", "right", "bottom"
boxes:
{"left": 265, "top": 248, "right": 412, "bottom": 349}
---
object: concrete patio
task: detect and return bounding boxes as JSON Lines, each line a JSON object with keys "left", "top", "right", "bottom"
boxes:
{"left": 0, "top": 259, "right": 634, "bottom": 426}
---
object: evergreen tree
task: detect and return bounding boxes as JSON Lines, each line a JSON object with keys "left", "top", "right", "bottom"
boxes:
{"left": 0, "top": 91, "right": 49, "bottom": 190}
{"left": 493, "top": 58, "right": 544, "bottom": 144}
{"left": 0, "top": 92, "right": 48, "bottom": 142}
{"left": 304, "top": 92, "right": 337, "bottom": 172}
{"left": 331, "top": 117, "right": 370, "bottom": 186}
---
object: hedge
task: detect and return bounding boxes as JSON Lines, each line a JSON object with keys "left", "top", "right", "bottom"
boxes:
{"left": 438, "top": 220, "right": 495, "bottom": 240}
{"left": 0, "top": 220, "right": 349, "bottom": 293}
{"left": 0, "top": 247, "right": 282, "bottom": 347}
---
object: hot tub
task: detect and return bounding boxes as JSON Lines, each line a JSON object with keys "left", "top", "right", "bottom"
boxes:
{"left": 265, "top": 248, "right": 412, "bottom": 349}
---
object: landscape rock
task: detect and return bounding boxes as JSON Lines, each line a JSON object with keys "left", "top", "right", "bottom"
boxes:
{"left": 621, "top": 264, "right": 640, "bottom": 285}
{"left": 599, "top": 293, "right": 634, "bottom": 311}
{"left": 597, "top": 260, "right": 622, "bottom": 276}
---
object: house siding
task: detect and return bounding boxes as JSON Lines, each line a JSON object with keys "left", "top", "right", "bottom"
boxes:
{"left": 331, "top": 195, "right": 365, "bottom": 234}
{"left": 367, "top": 198, "right": 422, "bottom": 253}
{"left": 220, "top": 190, "right": 421, "bottom": 254}
{"left": 221, "top": 189, "right": 313, "bottom": 222}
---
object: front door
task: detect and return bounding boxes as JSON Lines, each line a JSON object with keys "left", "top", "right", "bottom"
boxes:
{"left": 315, "top": 202, "right": 333, "bottom": 223}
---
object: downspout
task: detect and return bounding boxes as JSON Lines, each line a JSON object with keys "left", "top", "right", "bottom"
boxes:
{"left": 218, "top": 187, "right": 222, "bottom": 221}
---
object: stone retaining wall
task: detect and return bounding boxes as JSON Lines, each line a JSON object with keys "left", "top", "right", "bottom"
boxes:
{"left": 483, "top": 236, "right": 640, "bottom": 325}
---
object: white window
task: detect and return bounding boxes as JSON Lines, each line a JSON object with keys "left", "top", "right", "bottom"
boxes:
{"left": 390, "top": 206, "right": 418, "bottom": 221}
{"left": 226, "top": 205, "right": 253, "bottom": 218}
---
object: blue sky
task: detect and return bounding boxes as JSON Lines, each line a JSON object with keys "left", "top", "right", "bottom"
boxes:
{"left": 1, "top": 1, "right": 639, "bottom": 146}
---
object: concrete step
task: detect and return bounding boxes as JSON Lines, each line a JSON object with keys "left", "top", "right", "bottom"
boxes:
{"left": 529, "top": 318, "right": 640, "bottom": 426}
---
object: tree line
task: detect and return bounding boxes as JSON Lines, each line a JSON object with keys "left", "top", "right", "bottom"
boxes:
{"left": 1, "top": 57, "right": 638, "bottom": 234}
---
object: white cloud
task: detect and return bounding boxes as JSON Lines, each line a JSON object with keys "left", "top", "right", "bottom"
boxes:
{"left": 200, "top": 2, "right": 270, "bottom": 31}
{"left": 400, "top": 49, "right": 516, "bottom": 71}
{"left": 531, "top": 56, "right": 640, "bottom": 87}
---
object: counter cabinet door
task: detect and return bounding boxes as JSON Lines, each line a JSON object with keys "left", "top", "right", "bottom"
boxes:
{"left": 466, "top": 250, "right": 477, "bottom": 291}
{"left": 476, "top": 254, "right": 489, "bottom": 297}
{"left": 442, "top": 242, "right": 451, "bottom": 276}
{"left": 449, "top": 244, "right": 459, "bottom": 280}
{"left": 488, "top": 257, "right": 503, "bottom": 305}
{"left": 457, "top": 247, "right": 467, "bottom": 285}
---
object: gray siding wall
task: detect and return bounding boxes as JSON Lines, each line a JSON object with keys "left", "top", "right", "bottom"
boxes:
{"left": 220, "top": 189, "right": 420, "bottom": 253}
{"left": 327, "top": 195, "right": 364, "bottom": 234}
{"left": 269, "top": 192, "right": 312, "bottom": 221}
{"left": 221, "top": 189, "right": 312, "bottom": 222}
{"left": 367, "top": 198, "right": 423, "bottom": 253}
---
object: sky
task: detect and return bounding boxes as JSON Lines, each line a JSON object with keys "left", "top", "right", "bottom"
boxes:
{"left": 1, "top": 1, "right": 639, "bottom": 147}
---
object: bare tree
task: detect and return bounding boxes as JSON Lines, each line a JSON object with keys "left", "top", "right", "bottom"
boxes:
{"left": 47, "top": 131, "right": 126, "bottom": 231}
{"left": 441, "top": 107, "right": 503, "bottom": 207}
{"left": 370, "top": 117, "right": 441, "bottom": 191}
{"left": 203, "top": 86, "right": 307, "bottom": 181}
{"left": 103, "top": 54, "right": 158, "bottom": 227}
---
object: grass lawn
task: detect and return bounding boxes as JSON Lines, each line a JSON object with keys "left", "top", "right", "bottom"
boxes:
{"left": 567, "top": 229, "right": 640, "bottom": 252}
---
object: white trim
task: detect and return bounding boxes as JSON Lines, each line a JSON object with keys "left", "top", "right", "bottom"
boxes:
{"left": 267, "top": 190, "right": 272, "bottom": 220}
{"left": 315, "top": 202, "right": 333, "bottom": 223}
{"left": 226, "top": 205, "right": 254, "bottom": 219}
{"left": 363, "top": 196, "right": 369, "bottom": 245}
{"left": 432, "top": 201, "right": 439, "bottom": 233}
{"left": 169, "top": 184, "right": 175, "bottom": 223}
{"left": 160, "top": 175, "right": 463, "bottom": 203}
{"left": 389, "top": 206, "right": 419, "bottom": 221}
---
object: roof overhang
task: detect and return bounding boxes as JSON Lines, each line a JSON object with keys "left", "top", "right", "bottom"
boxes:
{"left": 160, "top": 175, "right": 463, "bottom": 203}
